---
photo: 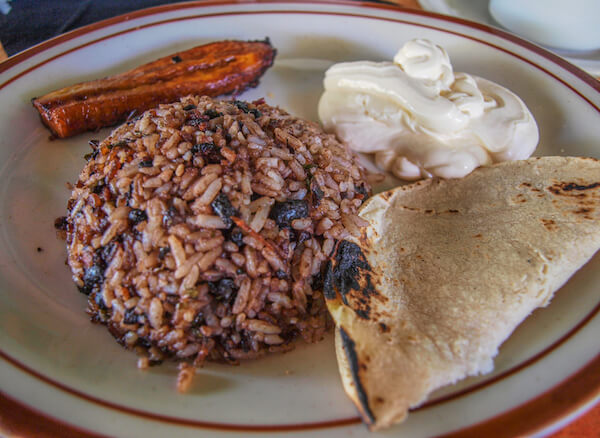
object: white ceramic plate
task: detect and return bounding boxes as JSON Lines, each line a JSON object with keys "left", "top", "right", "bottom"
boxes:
{"left": 418, "top": 0, "right": 600, "bottom": 75}
{"left": 0, "top": 2, "right": 599, "bottom": 437}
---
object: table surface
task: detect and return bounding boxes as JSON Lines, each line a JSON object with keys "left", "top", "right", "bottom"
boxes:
{"left": 0, "top": 1, "right": 598, "bottom": 437}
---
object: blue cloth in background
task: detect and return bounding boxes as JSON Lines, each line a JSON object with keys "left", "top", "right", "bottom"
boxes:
{"left": 1, "top": 0, "right": 193, "bottom": 56}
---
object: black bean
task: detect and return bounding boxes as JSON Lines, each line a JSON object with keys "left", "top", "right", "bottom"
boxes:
{"left": 356, "top": 183, "right": 369, "bottom": 200}
{"left": 191, "top": 311, "right": 205, "bottom": 328}
{"left": 136, "top": 337, "right": 152, "bottom": 349}
{"left": 162, "top": 205, "right": 180, "bottom": 228}
{"left": 138, "top": 159, "right": 153, "bottom": 168}
{"left": 311, "top": 181, "right": 324, "bottom": 206}
{"left": 183, "top": 104, "right": 196, "bottom": 110}
{"left": 192, "top": 142, "right": 221, "bottom": 164}
{"left": 123, "top": 309, "right": 138, "bottom": 324}
{"left": 96, "top": 243, "right": 116, "bottom": 267}
{"left": 280, "top": 327, "right": 299, "bottom": 343}
{"left": 211, "top": 193, "right": 239, "bottom": 229}
{"left": 158, "top": 246, "right": 170, "bottom": 260}
{"left": 92, "top": 181, "right": 105, "bottom": 194}
{"left": 94, "top": 292, "right": 109, "bottom": 311}
{"left": 229, "top": 228, "right": 245, "bottom": 247}
{"left": 209, "top": 278, "right": 238, "bottom": 303}
{"left": 125, "top": 181, "right": 134, "bottom": 204}
{"left": 182, "top": 107, "right": 207, "bottom": 127}
{"left": 128, "top": 227, "right": 141, "bottom": 241}
{"left": 79, "top": 264, "right": 105, "bottom": 295}
{"left": 269, "top": 200, "right": 309, "bottom": 228}
{"left": 191, "top": 142, "right": 212, "bottom": 154}
{"left": 108, "top": 140, "right": 129, "bottom": 150}
{"left": 128, "top": 209, "right": 147, "bottom": 225}
{"left": 233, "top": 100, "right": 250, "bottom": 113}
{"left": 249, "top": 108, "right": 262, "bottom": 118}
{"left": 54, "top": 216, "right": 68, "bottom": 231}
{"left": 84, "top": 152, "right": 94, "bottom": 162}
{"left": 275, "top": 269, "right": 288, "bottom": 279}
{"left": 186, "top": 113, "right": 209, "bottom": 128}
{"left": 84, "top": 265, "right": 104, "bottom": 284}
{"left": 296, "top": 230, "right": 311, "bottom": 244}
{"left": 172, "top": 55, "right": 182, "bottom": 63}
{"left": 204, "top": 108, "right": 223, "bottom": 119}
{"left": 239, "top": 333, "right": 252, "bottom": 352}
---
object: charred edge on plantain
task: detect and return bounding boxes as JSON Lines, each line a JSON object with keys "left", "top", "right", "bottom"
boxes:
{"left": 339, "top": 327, "right": 375, "bottom": 425}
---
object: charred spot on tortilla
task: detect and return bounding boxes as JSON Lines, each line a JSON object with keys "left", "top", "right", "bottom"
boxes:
{"left": 324, "top": 240, "right": 386, "bottom": 319}
{"left": 379, "top": 191, "right": 393, "bottom": 202}
{"left": 355, "top": 308, "right": 370, "bottom": 320}
{"left": 548, "top": 181, "right": 600, "bottom": 196}
{"left": 323, "top": 260, "right": 335, "bottom": 300}
{"left": 324, "top": 240, "right": 370, "bottom": 304}
{"left": 541, "top": 218, "right": 558, "bottom": 231}
{"left": 339, "top": 327, "right": 375, "bottom": 426}
{"left": 560, "top": 182, "right": 600, "bottom": 192}
{"left": 573, "top": 207, "right": 595, "bottom": 219}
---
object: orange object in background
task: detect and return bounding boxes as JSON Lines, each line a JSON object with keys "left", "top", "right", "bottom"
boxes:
{"left": 549, "top": 403, "right": 600, "bottom": 438}
{"left": 0, "top": 41, "right": 7, "bottom": 61}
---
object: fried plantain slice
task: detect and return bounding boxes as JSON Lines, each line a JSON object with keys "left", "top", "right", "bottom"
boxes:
{"left": 32, "top": 39, "right": 276, "bottom": 138}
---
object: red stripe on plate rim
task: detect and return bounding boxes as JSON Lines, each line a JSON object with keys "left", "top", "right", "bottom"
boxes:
{"left": 1, "top": 300, "right": 599, "bottom": 433}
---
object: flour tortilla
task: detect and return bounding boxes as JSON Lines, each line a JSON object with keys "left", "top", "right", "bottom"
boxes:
{"left": 324, "top": 157, "right": 600, "bottom": 430}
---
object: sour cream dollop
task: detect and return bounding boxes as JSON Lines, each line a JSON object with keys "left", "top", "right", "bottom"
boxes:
{"left": 318, "top": 39, "right": 539, "bottom": 180}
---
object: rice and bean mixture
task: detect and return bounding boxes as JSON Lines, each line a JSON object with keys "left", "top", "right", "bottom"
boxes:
{"left": 63, "top": 96, "right": 370, "bottom": 391}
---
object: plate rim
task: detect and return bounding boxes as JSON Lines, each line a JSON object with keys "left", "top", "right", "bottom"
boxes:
{"left": 2, "top": 355, "right": 598, "bottom": 438}
{"left": 0, "top": 1, "right": 599, "bottom": 436}
{"left": 1, "top": 0, "right": 599, "bottom": 88}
